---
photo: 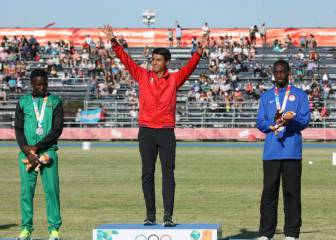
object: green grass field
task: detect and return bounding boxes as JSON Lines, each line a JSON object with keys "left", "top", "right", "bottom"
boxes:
{"left": 0, "top": 142, "right": 335, "bottom": 240}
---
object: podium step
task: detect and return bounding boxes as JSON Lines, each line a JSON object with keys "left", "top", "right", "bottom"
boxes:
{"left": 93, "top": 223, "right": 222, "bottom": 240}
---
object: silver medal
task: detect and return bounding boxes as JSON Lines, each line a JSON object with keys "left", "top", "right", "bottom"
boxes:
{"left": 36, "top": 127, "right": 44, "bottom": 135}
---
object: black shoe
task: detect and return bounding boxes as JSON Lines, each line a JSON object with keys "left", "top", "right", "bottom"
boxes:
{"left": 163, "top": 215, "right": 175, "bottom": 227}
{"left": 144, "top": 215, "right": 156, "bottom": 226}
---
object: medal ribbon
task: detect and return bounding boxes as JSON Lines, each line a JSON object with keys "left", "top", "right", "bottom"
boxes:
{"left": 274, "top": 84, "right": 291, "bottom": 114}
{"left": 32, "top": 96, "right": 48, "bottom": 129}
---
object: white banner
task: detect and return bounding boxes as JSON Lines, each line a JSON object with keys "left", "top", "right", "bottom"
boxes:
{"left": 93, "top": 224, "right": 221, "bottom": 240}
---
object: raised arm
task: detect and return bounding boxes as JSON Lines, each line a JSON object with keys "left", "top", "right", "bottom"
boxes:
{"left": 173, "top": 37, "right": 207, "bottom": 89}
{"left": 103, "top": 25, "right": 146, "bottom": 82}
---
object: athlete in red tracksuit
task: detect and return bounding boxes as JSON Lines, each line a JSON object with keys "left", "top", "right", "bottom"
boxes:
{"left": 103, "top": 25, "right": 206, "bottom": 226}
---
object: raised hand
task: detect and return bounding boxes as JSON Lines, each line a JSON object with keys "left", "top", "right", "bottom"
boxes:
{"left": 102, "top": 24, "right": 116, "bottom": 41}
{"left": 196, "top": 36, "right": 208, "bottom": 55}
{"left": 199, "top": 35, "right": 209, "bottom": 49}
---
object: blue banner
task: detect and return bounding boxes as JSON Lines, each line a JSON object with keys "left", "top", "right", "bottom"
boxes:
{"left": 80, "top": 108, "right": 102, "bottom": 123}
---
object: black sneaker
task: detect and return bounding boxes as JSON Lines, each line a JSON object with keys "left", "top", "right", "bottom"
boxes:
{"left": 144, "top": 215, "right": 156, "bottom": 226}
{"left": 163, "top": 215, "right": 175, "bottom": 227}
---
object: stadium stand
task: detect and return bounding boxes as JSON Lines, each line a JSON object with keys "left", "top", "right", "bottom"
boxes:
{"left": 0, "top": 34, "right": 335, "bottom": 129}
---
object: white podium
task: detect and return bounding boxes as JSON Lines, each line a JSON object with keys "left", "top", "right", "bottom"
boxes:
{"left": 93, "top": 223, "right": 222, "bottom": 240}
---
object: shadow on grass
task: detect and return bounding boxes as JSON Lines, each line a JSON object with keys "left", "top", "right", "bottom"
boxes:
{"left": 222, "top": 228, "right": 320, "bottom": 240}
{"left": 274, "top": 229, "right": 320, "bottom": 235}
{"left": 222, "top": 228, "right": 258, "bottom": 239}
{"left": 0, "top": 224, "right": 18, "bottom": 230}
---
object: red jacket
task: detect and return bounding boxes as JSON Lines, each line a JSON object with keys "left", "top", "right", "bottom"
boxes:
{"left": 113, "top": 44, "right": 201, "bottom": 128}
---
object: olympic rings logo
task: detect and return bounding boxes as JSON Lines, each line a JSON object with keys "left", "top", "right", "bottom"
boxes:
{"left": 134, "top": 234, "right": 173, "bottom": 240}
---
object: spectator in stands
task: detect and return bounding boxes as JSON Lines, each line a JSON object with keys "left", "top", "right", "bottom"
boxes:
{"left": 61, "top": 72, "right": 70, "bottom": 87}
{"left": 284, "top": 35, "right": 293, "bottom": 49}
{"left": 233, "top": 88, "right": 244, "bottom": 111}
{"left": 301, "top": 81, "right": 311, "bottom": 94}
{"left": 50, "top": 66, "right": 58, "bottom": 78}
{"left": 209, "top": 37, "right": 217, "bottom": 49}
{"left": 218, "top": 61, "right": 226, "bottom": 75}
{"left": 209, "top": 59, "right": 218, "bottom": 73}
{"left": 105, "top": 74, "right": 116, "bottom": 95}
{"left": 175, "top": 24, "right": 182, "bottom": 47}
{"left": 249, "top": 25, "right": 258, "bottom": 46}
{"left": 16, "top": 61, "right": 26, "bottom": 78}
{"left": 322, "top": 81, "right": 332, "bottom": 99}
{"left": 306, "top": 60, "right": 317, "bottom": 77}
{"left": 168, "top": 28, "right": 173, "bottom": 47}
{"left": 309, "top": 50, "right": 319, "bottom": 61}
{"left": 320, "top": 105, "right": 329, "bottom": 118}
{"left": 97, "top": 78, "right": 109, "bottom": 99}
{"left": 87, "top": 60, "right": 96, "bottom": 77}
{"left": 140, "top": 60, "right": 150, "bottom": 70}
{"left": 295, "top": 49, "right": 305, "bottom": 61}
{"left": 256, "top": 60, "right": 310, "bottom": 240}
{"left": 8, "top": 76, "right": 17, "bottom": 92}
{"left": 84, "top": 34, "right": 93, "bottom": 46}
{"left": 273, "top": 39, "right": 286, "bottom": 53}
{"left": 89, "top": 74, "right": 97, "bottom": 95}
{"left": 81, "top": 48, "right": 89, "bottom": 65}
{"left": 130, "top": 105, "right": 138, "bottom": 123}
{"left": 259, "top": 23, "right": 267, "bottom": 46}
{"left": 219, "top": 76, "right": 231, "bottom": 94}
{"left": 201, "top": 39, "right": 209, "bottom": 59}
{"left": 71, "top": 49, "right": 81, "bottom": 67}
{"left": 244, "top": 80, "right": 254, "bottom": 99}
{"left": 0, "top": 86, "right": 7, "bottom": 104}
{"left": 75, "top": 108, "right": 82, "bottom": 123}
{"left": 254, "top": 81, "right": 265, "bottom": 98}
{"left": 312, "top": 107, "right": 322, "bottom": 122}
{"left": 127, "top": 88, "right": 138, "bottom": 109}
{"left": 30, "top": 43, "right": 39, "bottom": 61}
{"left": 248, "top": 46, "right": 256, "bottom": 60}
{"left": 103, "top": 24, "right": 206, "bottom": 227}
{"left": 0, "top": 47, "right": 8, "bottom": 61}
{"left": 254, "top": 63, "right": 267, "bottom": 78}
{"left": 44, "top": 41, "right": 52, "bottom": 55}
{"left": 143, "top": 45, "right": 151, "bottom": 60}
{"left": 223, "top": 91, "right": 232, "bottom": 112}
{"left": 199, "top": 80, "right": 212, "bottom": 103}
{"left": 191, "top": 37, "right": 198, "bottom": 55}
{"left": 300, "top": 35, "right": 307, "bottom": 49}
{"left": 188, "top": 79, "right": 201, "bottom": 101}
{"left": 202, "top": 22, "right": 210, "bottom": 38}
{"left": 321, "top": 70, "right": 329, "bottom": 84}
{"left": 28, "top": 35, "right": 37, "bottom": 46}
{"left": 16, "top": 78, "right": 23, "bottom": 93}
{"left": 218, "top": 36, "right": 225, "bottom": 48}
{"left": 99, "top": 105, "right": 107, "bottom": 127}
{"left": 308, "top": 34, "right": 317, "bottom": 49}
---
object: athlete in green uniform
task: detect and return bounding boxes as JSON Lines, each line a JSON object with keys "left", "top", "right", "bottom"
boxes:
{"left": 14, "top": 69, "right": 64, "bottom": 240}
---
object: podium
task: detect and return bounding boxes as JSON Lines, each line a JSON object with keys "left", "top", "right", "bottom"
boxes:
{"left": 93, "top": 223, "right": 222, "bottom": 240}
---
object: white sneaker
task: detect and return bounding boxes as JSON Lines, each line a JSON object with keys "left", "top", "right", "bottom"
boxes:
{"left": 257, "top": 237, "right": 271, "bottom": 240}
{"left": 284, "top": 237, "right": 298, "bottom": 240}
